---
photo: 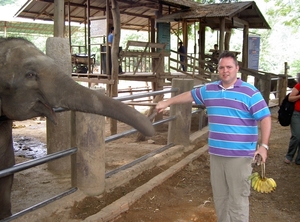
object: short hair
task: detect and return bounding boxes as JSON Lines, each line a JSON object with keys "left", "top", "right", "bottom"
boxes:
{"left": 110, "top": 27, "right": 114, "bottom": 32}
{"left": 218, "top": 51, "right": 238, "bottom": 66}
{"left": 214, "top": 44, "right": 218, "bottom": 47}
{"left": 179, "top": 41, "right": 183, "bottom": 45}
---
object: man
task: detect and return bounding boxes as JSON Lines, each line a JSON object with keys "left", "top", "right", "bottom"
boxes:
{"left": 178, "top": 41, "right": 187, "bottom": 71}
{"left": 156, "top": 51, "right": 271, "bottom": 222}
{"left": 107, "top": 27, "right": 114, "bottom": 75}
{"left": 208, "top": 44, "right": 219, "bottom": 72}
{"left": 107, "top": 27, "right": 124, "bottom": 75}
{"left": 108, "top": 26, "right": 114, "bottom": 47}
{"left": 211, "top": 44, "right": 219, "bottom": 64}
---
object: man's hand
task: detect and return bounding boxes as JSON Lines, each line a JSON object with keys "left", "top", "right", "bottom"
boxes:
{"left": 156, "top": 101, "right": 169, "bottom": 113}
{"left": 254, "top": 146, "right": 268, "bottom": 163}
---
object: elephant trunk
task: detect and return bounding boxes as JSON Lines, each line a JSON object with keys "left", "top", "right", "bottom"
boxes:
{"left": 48, "top": 77, "right": 155, "bottom": 137}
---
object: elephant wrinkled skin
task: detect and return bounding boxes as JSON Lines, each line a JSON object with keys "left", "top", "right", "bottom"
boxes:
{"left": 0, "top": 37, "right": 155, "bottom": 219}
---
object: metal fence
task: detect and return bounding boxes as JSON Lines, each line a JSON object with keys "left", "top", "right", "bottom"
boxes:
{"left": 0, "top": 79, "right": 204, "bottom": 221}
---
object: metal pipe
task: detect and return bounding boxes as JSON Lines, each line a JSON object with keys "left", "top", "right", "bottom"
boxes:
{"left": 114, "top": 88, "right": 178, "bottom": 101}
{"left": 1, "top": 188, "right": 77, "bottom": 222}
{"left": 0, "top": 148, "right": 77, "bottom": 178}
{"left": 106, "top": 143, "right": 175, "bottom": 178}
{"left": 105, "top": 116, "right": 176, "bottom": 143}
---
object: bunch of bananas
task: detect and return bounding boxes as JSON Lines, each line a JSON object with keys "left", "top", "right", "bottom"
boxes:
{"left": 248, "top": 163, "right": 277, "bottom": 193}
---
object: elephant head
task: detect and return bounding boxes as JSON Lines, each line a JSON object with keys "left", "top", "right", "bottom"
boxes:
{"left": 0, "top": 37, "right": 155, "bottom": 136}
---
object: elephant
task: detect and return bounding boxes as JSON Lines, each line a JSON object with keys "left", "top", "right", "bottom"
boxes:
{"left": 0, "top": 37, "right": 155, "bottom": 219}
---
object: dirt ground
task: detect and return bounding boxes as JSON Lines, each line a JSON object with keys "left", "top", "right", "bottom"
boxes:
{"left": 10, "top": 107, "right": 300, "bottom": 222}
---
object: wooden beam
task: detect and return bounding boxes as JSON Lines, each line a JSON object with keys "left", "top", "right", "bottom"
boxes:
{"left": 232, "top": 17, "right": 249, "bottom": 28}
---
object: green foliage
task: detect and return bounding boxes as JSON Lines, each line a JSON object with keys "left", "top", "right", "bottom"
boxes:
{"left": 195, "top": 0, "right": 239, "bottom": 3}
{"left": 264, "top": 0, "right": 300, "bottom": 30}
{"left": 0, "top": 0, "right": 15, "bottom": 6}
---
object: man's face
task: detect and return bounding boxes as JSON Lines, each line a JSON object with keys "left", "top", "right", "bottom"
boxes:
{"left": 218, "top": 57, "right": 239, "bottom": 87}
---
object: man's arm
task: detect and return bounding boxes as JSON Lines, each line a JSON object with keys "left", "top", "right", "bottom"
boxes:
{"left": 156, "top": 91, "right": 194, "bottom": 113}
{"left": 254, "top": 116, "right": 272, "bottom": 163}
{"left": 288, "top": 87, "right": 300, "bottom": 102}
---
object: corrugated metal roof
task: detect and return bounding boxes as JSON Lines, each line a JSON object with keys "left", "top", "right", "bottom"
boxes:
{"left": 0, "top": 21, "right": 81, "bottom": 36}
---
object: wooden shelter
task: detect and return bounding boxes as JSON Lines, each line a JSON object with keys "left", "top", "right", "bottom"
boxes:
{"left": 157, "top": 1, "right": 270, "bottom": 76}
{"left": 14, "top": 0, "right": 271, "bottom": 135}
{"left": 14, "top": 0, "right": 271, "bottom": 85}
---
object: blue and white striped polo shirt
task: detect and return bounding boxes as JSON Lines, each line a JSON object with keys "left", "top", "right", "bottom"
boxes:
{"left": 191, "top": 78, "right": 271, "bottom": 158}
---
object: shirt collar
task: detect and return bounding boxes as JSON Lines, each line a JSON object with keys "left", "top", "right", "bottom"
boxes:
{"left": 218, "top": 78, "right": 242, "bottom": 89}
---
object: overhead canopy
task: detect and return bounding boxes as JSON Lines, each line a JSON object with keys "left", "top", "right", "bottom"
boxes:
{"left": 14, "top": 0, "right": 200, "bottom": 31}
{"left": 157, "top": 1, "right": 271, "bottom": 30}
{"left": 0, "top": 20, "right": 81, "bottom": 36}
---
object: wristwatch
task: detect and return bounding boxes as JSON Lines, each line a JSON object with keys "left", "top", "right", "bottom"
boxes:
{"left": 260, "top": 143, "right": 269, "bottom": 150}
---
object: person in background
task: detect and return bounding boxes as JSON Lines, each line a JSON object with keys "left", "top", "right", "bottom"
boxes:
{"left": 208, "top": 44, "right": 219, "bottom": 72}
{"left": 156, "top": 51, "right": 271, "bottom": 222}
{"left": 107, "top": 27, "right": 114, "bottom": 75}
{"left": 107, "top": 26, "right": 124, "bottom": 74}
{"left": 178, "top": 41, "right": 187, "bottom": 71}
{"left": 285, "top": 80, "right": 300, "bottom": 164}
{"left": 211, "top": 44, "right": 219, "bottom": 64}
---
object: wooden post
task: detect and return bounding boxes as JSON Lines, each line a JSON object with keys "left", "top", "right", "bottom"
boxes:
{"left": 260, "top": 73, "right": 271, "bottom": 105}
{"left": 109, "top": 0, "right": 121, "bottom": 135}
{"left": 46, "top": 38, "right": 73, "bottom": 174}
{"left": 75, "top": 90, "right": 105, "bottom": 195}
{"left": 278, "top": 62, "right": 289, "bottom": 104}
{"left": 219, "top": 18, "right": 225, "bottom": 52}
{"left": 168, "top": 79, "right": 194, "bottom": 146}
{"left": 241, "top": 24, "right": 249, "bottom": 81}
{"left": 53, "top": 0, "right": 64, "bottom": 37}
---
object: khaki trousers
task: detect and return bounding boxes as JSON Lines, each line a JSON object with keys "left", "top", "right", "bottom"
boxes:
{"left": 210, "top": 155, "right": 252, "bottom": 222}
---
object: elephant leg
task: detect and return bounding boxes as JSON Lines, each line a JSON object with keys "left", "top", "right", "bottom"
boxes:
{"left": 0, "top": 120, "right": 15, "bottom": 219}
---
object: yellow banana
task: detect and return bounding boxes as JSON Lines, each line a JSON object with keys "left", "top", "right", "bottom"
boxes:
{"left": 254, "top": 178, "right": 261, "bottom": 192}
{"left": 261, "top": 180, "right": 267, "bottom": 193}
{"left": 248, "top": 172, "right": 259, "bottom": 181}
{"left": 262, "top": 180, "right": 269, "bottom": 193}
{"left": 251, "top": 176, "right": 259, "bottom": 188}
{"left": 268, "top": 178, "right": 277, "bottom": 189}
{"left": 266, "top": 179, "right": 274, "bottom": 192}
{"left": 260, "top": 180, "right": 265, "bottom": 193}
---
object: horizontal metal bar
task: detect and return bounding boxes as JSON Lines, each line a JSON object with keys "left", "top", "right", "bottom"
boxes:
{"left": 106, "top": 143, "right": 175, "bottom": 178}
{"left": 1, "top": 187, "right": 78, "bottom": 222}
{"left": 53, "top": 107, "right": 66, "bottom": 113}
{"left": 191, "top": 109, "right": 203, "bottom": 115}
{"left": 114, "top": 88, "right": 178, "bottom": 101}
{"left": 0, "top": 147, "right": 78, "bottom": 178}
{"left": 53, "top": 88, "right": 178, "bottom": 113}
{"left": 105, "top": 116, "right": 176, "bottom": 143}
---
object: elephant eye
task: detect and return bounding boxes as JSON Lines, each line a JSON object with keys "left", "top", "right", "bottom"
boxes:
{"left": 25, "top": 72, "right": 37, "bottom": 79}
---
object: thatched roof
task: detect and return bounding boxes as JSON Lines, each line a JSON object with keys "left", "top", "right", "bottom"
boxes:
{"left": 0, "top": 20, "right": 81, "bottom": 36}
{"left": 14, "top": 0, "right": 199, "bottom": 31}
{"left": 12, "top": 1, "right": 270, "bottom": 34}
{"left": 157, "top": 1, "right": 270, "bottom": 29}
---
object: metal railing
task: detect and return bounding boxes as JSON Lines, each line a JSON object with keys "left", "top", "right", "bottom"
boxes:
{"left": 0, "top": 80, "right": 205, "bottom": 221}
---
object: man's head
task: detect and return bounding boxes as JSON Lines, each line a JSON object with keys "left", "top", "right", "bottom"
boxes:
{"left": 179, "top": 41, "right": 183, "bottom": 46}
{"left": 110, "top": 27, "right": 114, "bottom": 33}
{"left": 218, "top": 51, "right": 239, "bottom": 88}
{"left": 214, "top": 44, "right": 218, "bottom": 50}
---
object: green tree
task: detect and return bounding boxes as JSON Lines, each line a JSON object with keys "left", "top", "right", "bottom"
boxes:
{"left": 261, "top": 0, "right": 300, "bottom": 74}
{"left": 196, "top": 0, "right": 239, "bottom": 3}
{"left": 0, "top": 0, "right": 15, "bottom": 6}
{"left": 265, "top": 0, "right": 300, "bottom": 30}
